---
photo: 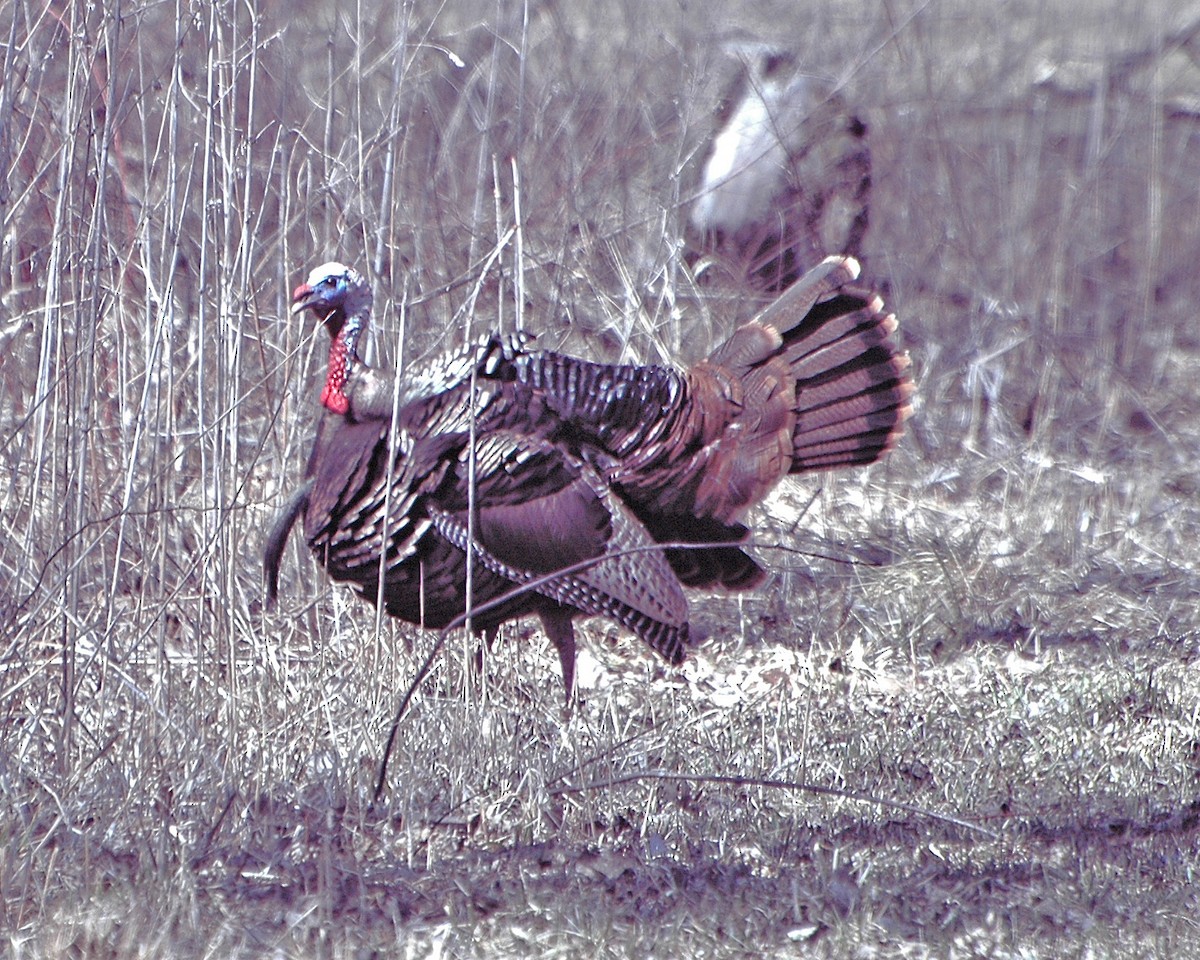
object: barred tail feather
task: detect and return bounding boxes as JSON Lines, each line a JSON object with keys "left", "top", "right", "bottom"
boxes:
{"left": 791, "top": 355, "right": 912, "bottom": 472}
{"left": 749, "top": 255, "right": 862, "bottom": 339}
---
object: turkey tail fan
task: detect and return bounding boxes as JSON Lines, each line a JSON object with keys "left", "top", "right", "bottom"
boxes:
{"left": 773, "top": 262, "right": 912, "bottom": 473}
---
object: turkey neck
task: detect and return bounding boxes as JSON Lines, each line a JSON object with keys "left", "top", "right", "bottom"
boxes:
{"left": 321, "top": 307, "right": 367, "bottom": 416}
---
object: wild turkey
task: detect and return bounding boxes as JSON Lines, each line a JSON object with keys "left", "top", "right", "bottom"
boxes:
{"left": 265, "top": 256, "right": 910, "bottom": 698}
{"left": 687, "top": 46, "right": 871, "bottom": 293}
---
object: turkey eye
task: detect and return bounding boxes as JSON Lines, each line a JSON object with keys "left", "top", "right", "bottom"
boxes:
{"left": 320, "top": 277, "right": 336, "bottom": 288}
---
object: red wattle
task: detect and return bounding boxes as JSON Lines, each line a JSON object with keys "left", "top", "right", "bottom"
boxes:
{"left": 322, "top": 333, "right": 350, "bottom": 415}
{"left": 321, "top": 383, "right": 349, "bottom": 415}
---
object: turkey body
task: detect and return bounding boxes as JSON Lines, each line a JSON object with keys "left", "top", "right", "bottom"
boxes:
{"left": 688, "top": 47, "right": 872, "bottom": 294}
{"left": 265, "top": 256, "right": 911, "bottom": 697}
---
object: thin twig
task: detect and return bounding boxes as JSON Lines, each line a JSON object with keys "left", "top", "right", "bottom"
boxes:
{"left": 552, "top": 770, "right": 997, "bottom": 839}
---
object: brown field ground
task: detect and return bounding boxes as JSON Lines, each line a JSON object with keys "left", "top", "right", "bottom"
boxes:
{"left": 3, "top": 0, "right": 1200, "bottom": 956}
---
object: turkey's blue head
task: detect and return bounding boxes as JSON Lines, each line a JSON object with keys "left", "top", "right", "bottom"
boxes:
{"left": 291, "top": 261, "right": 373, "bottom": 416}
{"left": 291, "top": 262, "right": 372, "bottom": 336}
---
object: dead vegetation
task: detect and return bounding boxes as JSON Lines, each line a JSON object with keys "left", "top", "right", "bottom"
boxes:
{"left": 2, "top": 0, "right": 1200, "bottom": 956}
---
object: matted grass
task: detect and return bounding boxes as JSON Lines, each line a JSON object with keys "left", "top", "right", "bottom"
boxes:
{"left": 2, "top": 0, "right": 1199, "bottom": 956}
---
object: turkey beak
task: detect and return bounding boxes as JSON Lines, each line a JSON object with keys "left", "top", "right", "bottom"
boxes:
{"left": 291, "top": 282, "right": 316, "bottom": 315}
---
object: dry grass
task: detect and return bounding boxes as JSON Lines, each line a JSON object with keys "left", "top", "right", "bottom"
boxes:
{"left": 3, "top": 0, "right": 1200, "bottom": 956}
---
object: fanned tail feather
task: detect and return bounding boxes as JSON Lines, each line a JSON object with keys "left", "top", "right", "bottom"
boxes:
{"left": 777, "top": 260, "right": 912, "bottom": 474}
